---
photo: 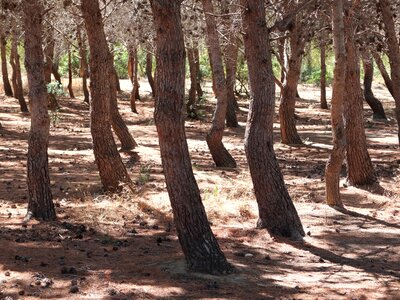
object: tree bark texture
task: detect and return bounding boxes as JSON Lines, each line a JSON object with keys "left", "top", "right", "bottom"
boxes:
{"left": 67, "top": 49, "right": 75, "bottom": 98}
{"left": 320, "top": 31, "right": 328, "bottom": 109}
{"left": 373, "top": 52, "right": 394, "bottom": 97}
{"left": 187, "top": 47, "right": 198, "bottom": 117}
{"left": 241, "top": 0, "right": 304, "bottom": 239}
{"left": 151, "top": 0, "right": 232, "bottom": 274}
{"left": 128, "top": 47, "right": 140, "bottom": 113}
{"left": 344, "top": 9, "right": 376, "bottom": 186}
{"left": 379, "top": 0, "right": 400, "bottom": 144}
{"left": 362, "top": 51, "right": 387, "bottom": 120}
{"left": 1, "top": 34, "right": 13, "bottom": 97}
{"left": 278, "top": 12, "right": 304, "bottom": 145}
{"left": 10, "top": 29, "right": 28, "bottom": 113}
{"left": 325, "top": 0, "right": 347, "bottom": 208}
{"left": 81, "top": 0, "right": 131, "bottom": 191}
{"left": 23, "top": 0, "right": 56, "bottom": 221}
{"left": 44, "top": 28, "right": 59, "bottom": 110}
{"left": 201, "top": 0, "right": 236, "bottom": 168}
{"left": 193, "top": 48, "right": 203, "bottom": 99}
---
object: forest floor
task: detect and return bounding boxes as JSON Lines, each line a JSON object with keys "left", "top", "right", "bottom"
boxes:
{"left": 0, "top": 80, "right": 399, "bottom": 300}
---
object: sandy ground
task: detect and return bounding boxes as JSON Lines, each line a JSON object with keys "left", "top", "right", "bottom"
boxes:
{"left": 0, "top": 79, "right": 399, "bottom": 299}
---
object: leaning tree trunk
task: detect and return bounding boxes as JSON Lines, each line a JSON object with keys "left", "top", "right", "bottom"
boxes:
{"left": 150, "top": 0, "right": 233, "bottom": 274}
{"left": 10, "top": 30, "right": 28, "bottom": 113}
{"left": 344, "top": 10, "right": 376, "bottom": 186}
{"left": 279, "top": 15, "right": 304, "bottom": 145}
{"left": 320, "top": 29, "right": 328, "bottom": 109}
{"left": 241, "top": 0, "right": 305, "bottom": 239}
{"left": 81, "top": 0, "right": 131, "bottom": 191}
{"left": 325, "top": 0, "right": 347, "bottom": 208}
{"left": 67, "top": 49, "right": 75, "bottom": 98}
{"left": 23, "top": 0, "right": 56, "bottom": 221}
{"left": 146, "top": 51, "right": 155, "bottom": 97}
{"left": 379, "top": 0, "right": 400, "bottom": 144}
{"left": 1, "top": 34, "right": 13, "bottom": 97}
{"left": 201, "top": 0, "right": 236, "bottom": 168}
{"left": 362, "top": 51, "right": 387, "bottom": 120}
{"left": 372, "top": 52, "right": 395, "bottom": 98}
{"left": 77, "top": 26, "right": 90, "bottom": 104}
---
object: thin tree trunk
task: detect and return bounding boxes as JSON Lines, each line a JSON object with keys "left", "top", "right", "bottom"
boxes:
{"left": 344, "top": 7, "right": 376, "bottom": 186}
{"left": 67, "top": 49, "right": 75, "bottom": 98}
{"left": 23, "top": 0, "right": 56, "bottom": 221}
{"left": 320, "top": 30, "right": 328, "bottom": 109}
{"left": 193, "top": 47, "right": 203, "bottom": 100}
{"left": 201, "top": 0, "right": 236, "bottom": 168}
{"left": 150, "top": 0, "right": 232, "bottom": 274}
{"left": 379, "top": 0, "right": 400, "bottom": 144}
{"left": 52, "top": 59, "right": 62, "bottom": 83}
{"left": 372, "top": 52, "right": 394, "bottom": 97}
{"left": 187, "top": 47, "right": 197, "bottom": 117}
{"left": 44, "top": 29, "right": 59, "bottom": 110}
{"left": 10, "top": 30, "right": 28, "bottom": 113}
{"left": 129, "top": 48, "right": 140, "bottom": 113}
{"left": 77, "top": 26, "right": 90, "bottom": 104}
{"left": 146, "top": 51, "right": 155, "bottom": 96}
{"left": 81, "top": 0, "right": 131, "bottom": 191}
{"left": 362, "top": 51, "right": 387, "bottom": 120}
{"left": 1, "top": 34, "right": 13, "bottom": 97}
{"left": 114, "top": 68, "right": 121, "bottom": 93}
{"left": 242, "top": 0, "right": 305, "bottom": 239}
{"left": 279, "top": 13, "right": 304, "bottom": 145}
{"left": 325, "top": 0, "right": 346, "bottom": 208}
{"left": 224, "top": 39, "right": 239, "bottom": 128}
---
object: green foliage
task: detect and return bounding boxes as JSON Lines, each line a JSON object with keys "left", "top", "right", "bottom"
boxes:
{"left": 138, "top": 164, "right": 152, "bottom": 185}
{"left": 113, "top": 44, "right": 129, "bottom": 79}
{"left": 47, "top": 81, "right": 65, "bottom": 97}
{"left": 300, "top": 45, "right": 334, "bottom": 86}
{"left": 49, "top": 108, "right": 61, "bottom": 128}
{"left": 58, "top": 52, "right": 80, "bottom": 77}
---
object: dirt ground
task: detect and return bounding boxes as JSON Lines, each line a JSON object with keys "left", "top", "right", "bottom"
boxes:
{"left": 0, "top": 80, "right": 399, "bottom": 299}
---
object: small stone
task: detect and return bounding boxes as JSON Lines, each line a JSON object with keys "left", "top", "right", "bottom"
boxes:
{"left": 5, "top": 271, "right": 10, "bottom": 276}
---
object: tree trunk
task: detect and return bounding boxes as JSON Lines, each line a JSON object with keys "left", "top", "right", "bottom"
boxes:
{"left": 128, "top": 48, "right": 140, "bottom": 113}
{"left": 77, "top": 26, "right": 90, "bottom": 104}
{"left": 325, "top": 0, "right": 347, "bottom": 208}
{"left": 241, "top": 0, "right": 304, "bottom": 239}
{"left": 44, "top": 29, "right": 59, "bottom": 110}
{"left": 362, "top": 51, "right": 387, "bottom": 120}
{"left": 344, "top": 8, "right": 376, "bottom": 186}
{"left": 224, "top": 39, "right": 239, "bottom": 128}
{"left": 372, "top": 52, "right": 394, "bottom": 97}
{"left": 81, "top": 0, "right": 131, "bottom": 191}
{"left": 379, "top": 0, "right": 400, "bottom": 144}
{"left": 146, "top": 51, "right": 155, "bottom": 97}
{"left": 114, "top": 68, "right": 121, "bottom": 93}
{"left": 52, "top": 59, "right": 62, "bottom": 83}
{"left": 23, "top": 0, "right": 56, "bottom": 221}
{"left": 187, "top": 47, "right": 197, "bottom": 117}
{"left": 10, "top": 29, "right": 28, "bottom": 113}
{"left": 193, "top": 47, "right": 203, "bottom": 100}
{"left": 201, "top": 0, "right": 236, "bottom": 168}
{"left": 278, "top": 14, "right": 304, "bottom": 145}
{"left": 150, "top": 0, "right": 233, "bottom": 274}
{"left": 1, "top": 34, "right": 13, "bottom": 97}
{"left": 320, "top": 30, "right": 328, "bottom": 109}
{"left": 67, "top": 49, "right": 75, "bottom": 98}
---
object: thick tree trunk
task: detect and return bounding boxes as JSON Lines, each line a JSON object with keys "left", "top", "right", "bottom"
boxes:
{"left": 344, "top": 9, "right": 376, "bottom": 186}
{"left": 23, "top": 0, "right": 56, "bottom": 221}
{"left": 242, "top": 0, "right": 304, "bottom": 239}
{"left": 362, "top": 51, "right": 387, "bottom": 120}
{"left": 325, "top": 0, "right": 347, "bottom": 208}
{"left": 67, "top": 49, "right": 75, "bottom": 98}
{"left": 372, "top": 52, "right": 394, "bottom": 97}
{"left": 146, "top": 52, "right": 155, "bottom": 97}
{"left": 81, "top": 0, "right": 131, "bottom": 191}
{"left": 187, "top": 47, "right": 197, "bottom": 117}
{"left": 128, "top": 48, "right": 140, "bottom": 113}
{"left": 77, "top": 26, "right": 90, "bottom": 104}
{"left": 150, "top": 0, "right": 232, "bottom": 274}
{"left": 379, "top": 0, "right": 400, "bottom": 144}
{"left": 10, "top": 30, "right": 28, "bottom": 113}
{"left": 279, "top": 15, "right": 304, "bottom": 145}
{"left": 1, "top": 34, "right": 13, "bottom": 97}
{"left": 320, "top": 31, "right": 328, "bottom": 109}
{"left": 201, "top": 0, "right": 236, "bottom": 168}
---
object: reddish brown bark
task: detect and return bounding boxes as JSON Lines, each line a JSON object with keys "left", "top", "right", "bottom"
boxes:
{"left": 201, "top": 0, "right": 236, "bottom": 168}
{"left": 77, "top": 26, "right": 90, "bottom": 104}
{"left": 372, "top": 52, "right": 394, "bottom": 97}
{"left": 146, "top": 52, "right": 155, "bottom": 97}
{"left": 81, "top": 0, "right": 131, "bottom": 191}
{"left": 128, "top": 48, "right": 140, "bottom": 113}
{"left": 23, "top": 0, "right": 56, "bottom": 220}
{"left": 187, "top": 47, "right": 197, "bottom": 117}
{"left": 67, "top": 49, "right": 75, "bottom": 98}
{"left": 241, "top": 0, "right": 304, "bottom": 239}
{"left": 1, "top": 34, "right": 13, "bottom": 97}
{"left": 320, "top": 30, "right": 328, "bottom": 109}
{"left": 193, "top": 48, "right": 203, "bottom": 100}
{"left": 150, "top": 0, "right": 232, "bottom": 274}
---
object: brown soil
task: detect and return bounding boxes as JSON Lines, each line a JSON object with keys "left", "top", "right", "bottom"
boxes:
{"left": 0, "top": 80, "right": 399, "bottom": 299}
